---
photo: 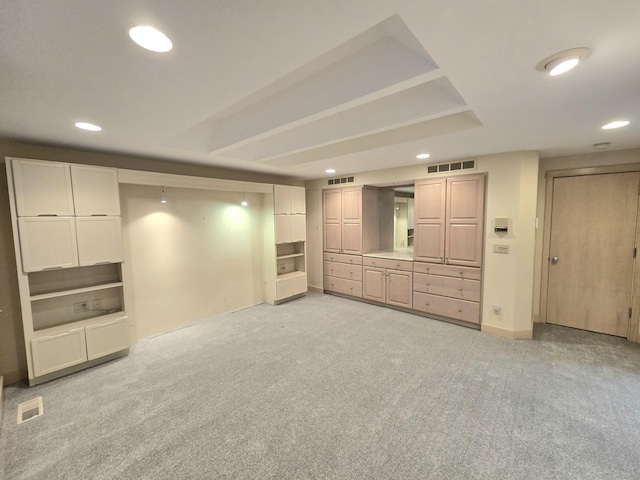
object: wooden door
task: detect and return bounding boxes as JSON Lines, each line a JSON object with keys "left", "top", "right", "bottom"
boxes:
{"left": 387, "top": 270, "right": 413, "bottom": 308}
{"left": 446, "top": 174, "right": 484, "bottom": 267}
{"left": 323, "top": 189, "right": 342, "bottom": 252}
{"left": 547, "top": 172, "right": 639, "bottom": 337}
{"left": 363, "top": 266, "right": 385, "bottom": 302}
{"left": 414, "top": 178, "right": 445, "bottom": 262}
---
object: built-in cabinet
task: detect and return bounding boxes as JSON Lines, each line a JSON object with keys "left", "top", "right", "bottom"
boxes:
{"left": 413, "top": 174, "right": 484, "bottom": 267}
{"left": 362, "top": 257, "right": 413, "bottom": 309}
{"left": 322, "top": 172, "right": 486, "bottom": 328}
{"left": 264, "top": 185, "right": 308, "bottom": 304}
{"left": 323, "top": 186, "right": 379, "bottom": 255}
{"left": 323, "top": 252, "right": 363, "bottom": 297}
{"left": 6, "top": 157, "right": 129, "bottom": 384}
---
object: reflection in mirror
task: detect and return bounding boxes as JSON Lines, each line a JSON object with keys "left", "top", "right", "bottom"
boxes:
{"left": 394, "top": 186, "right": 414, "bottom": 251}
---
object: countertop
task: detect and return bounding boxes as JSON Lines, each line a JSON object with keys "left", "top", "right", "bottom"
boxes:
{"left": 362, "top": 249, "right": 414, "bottom": 261}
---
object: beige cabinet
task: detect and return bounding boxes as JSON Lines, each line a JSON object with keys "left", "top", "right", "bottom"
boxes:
{"left": 362, "top": 257, "right": 413, "bottom": 309}
{"left": 18, "top": 217, "right": 79, "bottom": 272}
{"left": 274, "top": 185, "right": 306, "bottom": 243}
{"left": 70, "top": 165, "right": 121, "bottom": 216}
{"left": 412, "top": 262, "right": 481, "bottom": 324}
{"left": 414, "top": 173, "right": 485, "bottom": 267}
{"left": 323, "top": 186, "right": 379, "bottom": 255}
{"left": 323, "top": 252, "right": 363, "bottom": 297}
{"left": 75, "top": 217, "right": 124, "bottom": 266}
{"left": 6, "top": 157, "right": 128, "bottom": 384}
{"left": 12, "top": 158, "right": 75, "bottom": 216}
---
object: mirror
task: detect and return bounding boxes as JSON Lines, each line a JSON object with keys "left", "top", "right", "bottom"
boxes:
{"left": 393, "top": 186, "right": 414, "bottom": 251}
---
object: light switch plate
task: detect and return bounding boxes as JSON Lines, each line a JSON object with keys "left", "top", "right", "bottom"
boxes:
{"left": 493, "top": 244, "right": 509, "bottom": 254}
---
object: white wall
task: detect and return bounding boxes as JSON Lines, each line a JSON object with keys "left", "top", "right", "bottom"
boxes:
{"left": 120, "top": 184, "right": 265, "bottom": 341}
{"left": 306, "top": 151, "right": 539, "bottom": 337}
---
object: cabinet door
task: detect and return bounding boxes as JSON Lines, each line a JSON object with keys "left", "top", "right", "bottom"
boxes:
{"left": 291, "top": 215, "right": 306, "bottom": 242}
{"left": 276, "top": 277, "right": 294, "bottom": 300}
{"left": 71, "top": 165, "right": 120, "bottom": 216}
{"left": 31, "top": 328, "right": 87, "bottom": 377}
{"left": 18, "top": 217, "right": 79, "bottom": 272}
{"left": 386, "top": 270, "right": 413, "bottom": 308}
{"left": 414, "top": 178, "right": 445, "bottom": 263}
{"left": 75, "top": 217, "right": 124, "bottom": 265}
{"left": 85, "top": 317, "right": 129, "bottom": 360}
{"left": 363, "top": 266, "right": 385, "bottom": 303}
{"left": 342, "top": 223, "right": 362, "bottom": 255}
{"left": 446, "top": 175, "right": 485, "bottom": 267}
{"left": 293, "top": 273, "right": 307, "bottom": 295}
{"left": 341, "top": 187, "right": 362, "bottom": 222}
{"left": 323, "top": 189, "right": 342, "bottom": 252}
{"left": 290, "top": 186, "right": 306, "bottom": 215}
{"left": 12, "top": 159, "right": 74, "bottom": 216}
{"left": 275, "top": 215, "right": 292, "bottom": 244}
{"left": 274, "top": 185, "right": 291, "bottom": 215}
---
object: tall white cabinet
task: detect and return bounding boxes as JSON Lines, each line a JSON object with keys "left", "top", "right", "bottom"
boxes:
{"left": 264, "top": 185, "right": 308, "bottom": 304}
{"left": 6, "top": 157, "right": 129, "bottom": 385}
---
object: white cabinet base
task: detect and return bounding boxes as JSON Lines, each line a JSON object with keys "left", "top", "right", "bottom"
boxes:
{"left": 31, "top": 328, "right": 87, "bottom": 377}
{"left": 85, "top": 317, "right": 129, "bottom": 360}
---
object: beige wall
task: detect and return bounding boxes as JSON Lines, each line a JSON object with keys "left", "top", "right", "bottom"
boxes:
{"left": 0, "top": 138, "right": 297, "bottom": 383}
{"left": 120, "top": 185, "right": 265, "bottom": 341}
{"left": 306, "top": 151, "right": 540, "bottom": 337}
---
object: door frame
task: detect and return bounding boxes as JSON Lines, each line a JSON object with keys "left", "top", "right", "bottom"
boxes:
{"left": 540, "top": 163, "right": 640, "bottom": 341}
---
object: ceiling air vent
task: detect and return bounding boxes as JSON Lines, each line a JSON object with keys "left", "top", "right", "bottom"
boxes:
{"left": 427, "top": 159, "right": 476, "bottom": 174}
{"left": 327, "top": 175, "right": 355, "bottom": 186}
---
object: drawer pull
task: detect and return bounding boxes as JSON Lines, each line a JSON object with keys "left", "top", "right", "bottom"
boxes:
{"left": 425, "top": 302, "right": 430, "bottom": 306}
{"left": 396, "top": 263, "right": 400, "bottom": 268}
{"left": 458, "top": 308, "right": 463, "bottom": 312}
{"left": 426, "top": 282, "right": 430, "bottom": 286}
{"left": 459, "top": 287, "right": 463, "bottom": 291}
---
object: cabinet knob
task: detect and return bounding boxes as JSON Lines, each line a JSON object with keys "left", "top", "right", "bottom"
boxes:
{"left": 459, "top": 287, "right": 463, "bottom": 291}
{"left": 396, "top": 263, "right": 400, "bottom": 268}
{"left": 426, "top": 282, "right": 430, "bottom": 286}
{"left": 458, "top": 308, "right": 463, "bottom": 312}
{"left": 426, "top": 302, "right": 430, "bottom": 306}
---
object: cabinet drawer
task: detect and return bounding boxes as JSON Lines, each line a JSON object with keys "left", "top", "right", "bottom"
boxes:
{"left": 323, "top": 261, "right": 362, "bottom": 281}
{"left": 413, "top": 262, "right": 481, "bottom": 280}
{"left": 413, "top": 292, "right": 480, "bottom": 324}
{"left": 324, "top": 275, "right": 362, "bottom": 298}
{"left": 362, "top": 256, "right": 413, "bottom": 271}
{"left": 323, "top": 252, "right": 362, "bottom": 265}
{"left": 413, "top": 273, "right": 480, "bottom": 302}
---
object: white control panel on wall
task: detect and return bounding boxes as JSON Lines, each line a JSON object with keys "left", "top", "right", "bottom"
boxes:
{"left": 493, "top": 244, "right": 510, "bottom": 254}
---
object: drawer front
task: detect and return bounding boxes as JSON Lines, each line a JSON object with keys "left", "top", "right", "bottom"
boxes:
{"left": 413, "top": 262, "right": 481, "bottom": 280}
{"left": 413, "top": 292, "right": 480, "bottom": 324}
{"left": 324, "top": 275, "right": 363, "bottom": 298}
{"left": 362, "top": 256, "right": 413, "bottom": 272}
{"left": 323, "top": 252, "right": 363, "bottom": 265}
{"left": 323, "top": 261, "right": 362, "bottom": 281}
{"left": 413, "top": 273, "right": 480, "bottom": 302}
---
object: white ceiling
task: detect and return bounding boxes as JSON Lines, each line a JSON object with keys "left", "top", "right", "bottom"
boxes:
{"left": 1, "top": 0, "right": 639, "bottom": 180}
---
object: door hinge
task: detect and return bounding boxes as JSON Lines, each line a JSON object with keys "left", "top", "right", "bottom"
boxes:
{"left": 634, "top": 247, "right": 637, "bottom": 259}
{"left": 630, "top": 307, "right": 633, "bottom": 319}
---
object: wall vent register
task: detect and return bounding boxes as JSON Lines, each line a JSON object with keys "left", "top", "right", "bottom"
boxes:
{"left": 327, "top": 176, "right": 355, "bottom": 186}
{"left": 427, "top": 159, "right": 476, "bottom": 174}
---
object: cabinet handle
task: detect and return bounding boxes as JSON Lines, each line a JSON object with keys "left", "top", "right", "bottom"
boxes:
{"left": 396, "top": 264, "right": 400, "bottom": 268}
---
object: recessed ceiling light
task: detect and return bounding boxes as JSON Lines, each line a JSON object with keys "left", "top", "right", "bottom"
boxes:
{"left": 602, "top": 120, "right": 629, "bottom": 129}
{"left": 75, "top": 122, "right": 102, "bottom": 131}
{"left": 129, "top": 26, "right": 173, "bottom": 53}
{"left": 416, "top": 153, "right": 430, "bottom": 159}
{"left": 536, "top": 47, "right": 591, "bottom": 76}
{"left": 325, "top": 168, "right": 336, "bottom": 174}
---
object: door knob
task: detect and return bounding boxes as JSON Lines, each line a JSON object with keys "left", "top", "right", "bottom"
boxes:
{"left": 551, "top": 256, "right": 559, "bottom": 264}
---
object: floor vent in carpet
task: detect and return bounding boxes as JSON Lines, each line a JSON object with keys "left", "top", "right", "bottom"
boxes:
{"left": 17, "top": 397, "right": 43, "bottom": 424}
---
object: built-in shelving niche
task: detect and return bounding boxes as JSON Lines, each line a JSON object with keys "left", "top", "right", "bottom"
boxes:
{"left": 28, "top": 264, "right": 124, "bottom": 331}
{"left": 276, "top": 242, "right": 306, "bottom": 277}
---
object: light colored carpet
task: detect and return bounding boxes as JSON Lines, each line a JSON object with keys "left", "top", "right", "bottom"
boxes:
{"left": 2, "top": 291, "right": 640, "bottom": 479}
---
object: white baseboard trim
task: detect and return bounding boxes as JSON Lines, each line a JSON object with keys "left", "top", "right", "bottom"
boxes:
{"left": 481, "top": 324, "right": 533, "bottom": 340}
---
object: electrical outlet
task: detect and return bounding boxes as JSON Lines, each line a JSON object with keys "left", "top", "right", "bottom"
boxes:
{"left": 74, "top": 301, "right": 88, "bottom": 314}
{"left": 92, "top": 299, "right": 101, "bottom": 310}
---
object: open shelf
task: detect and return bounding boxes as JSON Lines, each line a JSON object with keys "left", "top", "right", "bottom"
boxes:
{"left": 276, "top": 252, "right": 305, "bottom": 260}
{"left": 30, "top": 282, "right": 123, "bottom": 301}
{"left": 29, "top": 263, "right": 122, "bottom": 296}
